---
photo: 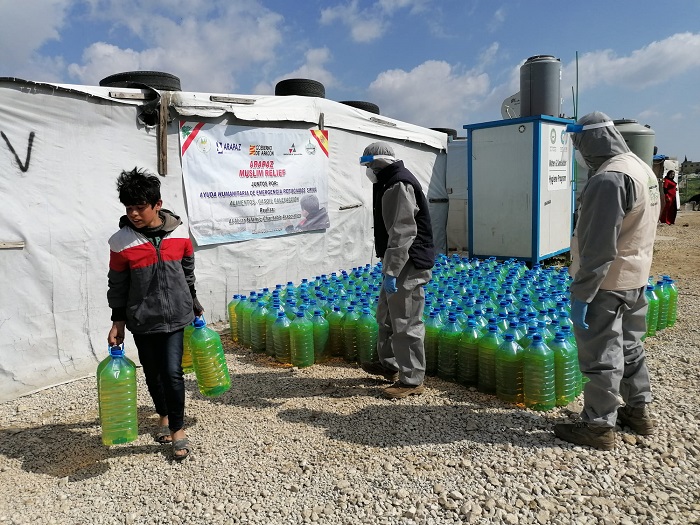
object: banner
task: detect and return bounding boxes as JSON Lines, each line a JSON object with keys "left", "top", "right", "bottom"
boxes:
{"left": 180, "top": 122, "right": 330, "bottom": 245}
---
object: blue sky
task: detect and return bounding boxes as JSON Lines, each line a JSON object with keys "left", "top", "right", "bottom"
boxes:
{"left": 2, "top": 1, "right": 700, "bottom": 160}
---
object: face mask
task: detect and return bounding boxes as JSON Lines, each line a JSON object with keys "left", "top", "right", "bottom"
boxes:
{"left": 574, "top": 149, "right": 589, "bottom": 169}
{"left": 365, "top": 168, "right": 378, "bottom": 184}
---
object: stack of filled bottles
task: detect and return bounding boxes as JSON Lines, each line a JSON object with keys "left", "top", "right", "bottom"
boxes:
{"left": 226, "top": 255, "right": 677, "bottom": 411}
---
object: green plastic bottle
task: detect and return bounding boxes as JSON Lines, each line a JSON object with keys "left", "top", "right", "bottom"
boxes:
{"left": 290, "top": 310, "right": 315, "bottom": 368}
{"left": 227, "top": 294, "right": 241, "bottom": 342}
{"left": 655, "top": 280, "right": 669, "bottom": 331}
{"left": 341, "top": 305, "right": 360, "bottom": 363}
{"left": 311, "top": 309, "right": 330, "bottom": 363}
{"left": 438, "top": 313, "right": 462, "bottom": 381}
{"left": 240, "top": 294, "right": 257, "bottom": 348}
{"left": 97, "top": 344, "right": 138, "bottom": 445}
{"left": 272, "top": 310, "right": 292, "bottom": 364}
{"left": 356, "top": 307, "right": 379, "bottom": 365}
{"left": 327, "top": 306, "right": 345, "bottom": 358}
{"left": 234, "top": 294, "right": 248, "bottom": 346}
{"left": 549, "top": 331, "right": 578, "bottom": 407}
{"left": 190, "top": 317, "right": 232, "bottom": 397}
{"left": 424, "top": 310, "right": 443, "bottom": 376}
{"left": 522, "top": 334, "right": 555, "bottom": 411}
{"left": 457, "top": 317, "right": 480, "bottom": 386}
{"left": 643, "top": 284, "right": 659, "bottom": 339}
{"left": 664, "top": 276, "right": 678, "bottom": 327}
{"left": 495, "top": 333, "right": 524, "bottom": 405}
{"left": 181, "top": 320, "right": 195, "bottom": 374}
{"left": 250, "top": 300, "right": 269, "bottom": 353}
{"left": 477, "top": 323, "right": 503, "bottom": 394}
{"left": 265, "top": 301, "right": 282, "bottom": 357}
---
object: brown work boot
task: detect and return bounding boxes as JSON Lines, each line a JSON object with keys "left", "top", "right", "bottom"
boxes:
{"left": 617, "top": 405, "right": 655, "bottom": 435}
{"left": 553, "top": 421, "right": 616, "bottom": 450}
{"left": 361, "top": 361, "right": 399, "bottom": 382}
{"left": 383, "top": 381, "right": 425, "bottom": 399}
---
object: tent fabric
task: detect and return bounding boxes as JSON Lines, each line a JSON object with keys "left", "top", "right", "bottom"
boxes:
{"left": 0, "top": 78, "right": 448, "bottom": 402}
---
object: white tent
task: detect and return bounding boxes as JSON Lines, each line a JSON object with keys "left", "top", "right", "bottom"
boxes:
{"left": 0, "top": 78, "right": 449, "bottom": 402}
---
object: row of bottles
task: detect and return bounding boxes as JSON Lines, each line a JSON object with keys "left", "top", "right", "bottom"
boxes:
{"left": 644, "top": 275, "right": 679, "bottom": 339}
{"left": 226, "top": 255, "right": 677, "bottom": 410}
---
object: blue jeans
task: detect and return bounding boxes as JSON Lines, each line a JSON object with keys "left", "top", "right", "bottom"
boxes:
{"left": 133, "top": 329, "right": 185, "bottom": 432}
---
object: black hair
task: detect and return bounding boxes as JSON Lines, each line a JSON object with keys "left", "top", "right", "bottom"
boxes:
{"left": 300, "top": 193, "right": 320, "bottom": 214}
{"left": 116, "top": 167, "right": 161, "bottom": 206}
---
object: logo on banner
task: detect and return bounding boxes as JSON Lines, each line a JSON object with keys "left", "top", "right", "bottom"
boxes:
{"left": 196, "top": 136, "right": 211, "bottom": 153}
{"left": 305, "top": 140, "right": 316, "bottom": 155}
{"left": 216, "top": 142, "right": 242, "bottom": 154}
{"left": 550, "top": 129, "right": 557, "bottom": 144}
{"left": 284, "top": 143, "right": 302, "bottom": 156}
{"left": 249, "top": 145, "right": 274, "bottom": 156}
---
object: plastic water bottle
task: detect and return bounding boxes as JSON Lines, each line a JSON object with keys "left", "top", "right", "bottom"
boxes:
{"left": 327, "top": 306, "right": 345, "bottom": 358}
{"left": 477, "top": 323, "right": 503, "bottom": 394}
{"left": 655, "top": 280, "right": 669, "bottom": 331}
{"left": 250, "top": 301, "right": 269, "bottom": 352}
{"left": 424, "top": 310, "right": 443, "bottom": 376}
{"left": 495, "top": 333, "right": 523, "bottom": 405}
{"left": 227, "top": 294, "right": 241, "bottom": 342}
{"left": 664, "top": 276, "right": 678, "bottom": 327}
{"left": 97, "top": 344, "right": 138, "bottom": 445}
{"left": 234, "top": 295, "right": 248, "bottom": 346}
{"left": 181, "top": 320, "right": 195, "bottom": 374}
{"left": 342, "top": 305, "right": 360, "bottom": 363}
{"left": 457, "top": 317, "right": 480, "bottom": 386}
{"left": 240, "top": 294, "right": 257, "bottom": 347}
{"left": 644, "top": 284, "right": 659, "bottom": 339}
{"left": 311, "top": 309, "right": 330, "bottom": 363}
{"left": 549, "top": 332, "right": 578, "bottom": 407}
{"left": 438, "top": 313, "right": 461, "bottom": 381}
{"left": 271, "top": 310, "right": 291, "bottom": 363}
{"left": 265, "top": 301, "right": 282, "bottom": 356}
{"left": 522, "top": 334, "right": 555, "bottom": 411}
{"left": 190, "top": 316, "right": 232, "bottom": 397}
{"left": 290, "top": 310, "right": 314, "bottom": 368}
{"left": 356, "top": 307, "right": 379, "bottom": 365}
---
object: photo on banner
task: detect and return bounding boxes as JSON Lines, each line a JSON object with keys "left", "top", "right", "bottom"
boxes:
{"left": 180, "top": 122, "right": 330, "bottom": 245}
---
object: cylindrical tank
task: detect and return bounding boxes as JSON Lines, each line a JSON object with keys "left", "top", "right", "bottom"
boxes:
{"left": 520, "top": 55, "right": 561, "bottom": 118}
{"left": 613, "top": 119, "right": 655, "bottom": 167}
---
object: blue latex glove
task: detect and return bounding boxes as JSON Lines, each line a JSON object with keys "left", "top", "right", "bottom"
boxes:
{"left": 571, "top": 298, "right": 589, "bottom": 330}
{"left": 383, "top": 275, "right": 398, "bottom": 295}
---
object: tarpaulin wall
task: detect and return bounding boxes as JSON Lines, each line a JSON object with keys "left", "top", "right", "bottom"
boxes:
{"left": 0, "top": 80, "right": 447, "bottom": 402}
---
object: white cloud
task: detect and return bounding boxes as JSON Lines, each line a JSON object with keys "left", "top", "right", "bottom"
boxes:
{"left": 562, "top": 32, "right": 700, "bottom": 92}
{"left": 253, "top": 48, "right": 336, "bottom": 95}
{"left": 367, "top": 60, "right": 490, "bottom": 129}
{"left": 66, "top": 1, "right": 284, "bottom": 93}
{"left": 320, "top": 0, "right": 430, "bottom": 43}
{"left": 488, "top": 8, "right": 506, "bottom": 32}
{"left": 0, "top": 1, "right": 71, "bottom": 80}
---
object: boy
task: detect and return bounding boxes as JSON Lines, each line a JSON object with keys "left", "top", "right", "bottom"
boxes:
{"left": 107, "top": 167, "right": 203, "bottom": 460}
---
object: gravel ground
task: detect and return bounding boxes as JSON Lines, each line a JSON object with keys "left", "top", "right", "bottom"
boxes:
{"left": 1, "top": 212, "right": 699, "bottom": 525}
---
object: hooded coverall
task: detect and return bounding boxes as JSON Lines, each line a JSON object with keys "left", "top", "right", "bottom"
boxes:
{"left": 569, "top": 111, "right": 660, "bottom": 428}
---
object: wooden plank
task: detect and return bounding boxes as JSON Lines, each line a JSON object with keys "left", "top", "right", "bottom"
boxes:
{"left": 158, "top": 92, "right": 170, "bottom": 176}
{"left": 0, "top": 241, "right": 25, "bottom": 249}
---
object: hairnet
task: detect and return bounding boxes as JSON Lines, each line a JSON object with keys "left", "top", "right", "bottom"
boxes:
{"left": 360, "top": 141, "right": 398, "bottom": 171}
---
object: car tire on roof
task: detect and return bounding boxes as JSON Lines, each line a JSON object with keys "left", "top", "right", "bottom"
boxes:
{"left": 99, "top": 71, "right": 182, "bottom": 91}
{"left": 430, "top": 128, "right": 458, "bottom": 139}
{"left": 275, "top": 79, "right": 326, "bottom": 98}
{"left": 339, "top": 101, "right": 381, "bottom": 115}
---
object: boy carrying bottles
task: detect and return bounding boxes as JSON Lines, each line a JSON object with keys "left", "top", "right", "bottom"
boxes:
{"left": 107, "top": 167, "right": 203, "bottom": 461}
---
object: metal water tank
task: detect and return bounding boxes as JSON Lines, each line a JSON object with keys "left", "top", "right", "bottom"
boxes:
{"left": 520, "top": 55, "right": 561, "bottom": 118}
{"left": 613, "top": 119, "right": 655, "bottom": 167}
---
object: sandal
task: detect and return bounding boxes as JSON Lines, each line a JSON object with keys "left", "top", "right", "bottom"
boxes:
{"left": 155, "top": 425, "right": 172, "bottom": 444}
{"left": 172, "top": 438, "right": 191, "bottom": 461}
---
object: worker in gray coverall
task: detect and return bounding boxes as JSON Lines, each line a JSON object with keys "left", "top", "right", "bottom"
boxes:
{"left": 554, "top": 111, "right": 660, "bottom": 450}
{"left": 359, "top": 142, "right": 435, "bottom": 399}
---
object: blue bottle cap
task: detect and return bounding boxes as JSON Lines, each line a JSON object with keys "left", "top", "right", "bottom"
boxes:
{"left": 109, "top": 344, "right": 125, "bottom": 357}
{"left": 194, "top": 316, "right": 206, "bottom": 328}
